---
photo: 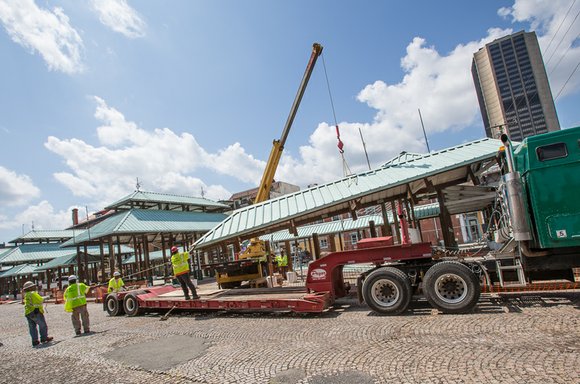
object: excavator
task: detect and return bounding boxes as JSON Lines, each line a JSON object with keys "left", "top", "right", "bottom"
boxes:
{"left": 216, "top": 43, "right": 323, "bottom": 288}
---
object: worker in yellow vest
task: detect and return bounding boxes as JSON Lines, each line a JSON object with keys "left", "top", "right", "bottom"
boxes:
{"left": 276, "top": 251, "right": 288, "bottom": 279}
{"left": 170, "top": 246, "right": 199, "bottom": 300}
{"left": 23, "top": 281, "right": 53, "bottom": 347}
{"left": 64, "top": 275, "right": 91, "bottom": 336}
{"left": 108, "top": 271, "right": 126, "bottom": 293}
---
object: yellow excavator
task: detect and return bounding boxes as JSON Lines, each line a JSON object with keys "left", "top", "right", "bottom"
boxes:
{"left": 216, "top": 43, "right": 323, "bottom": 288}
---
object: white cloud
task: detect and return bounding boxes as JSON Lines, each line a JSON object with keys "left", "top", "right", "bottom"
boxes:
{"left": 4, "top": 201, "right": 75, "bottom": 232}
{"left": 273, "top": 28, "right": 512, "bottom": 186}
{"left": 0, "top": 0, "right": 84, "bottom": 74}
{"left": 45, "top": 97, "right": 257, "bottom": 204}
{"left": 499, "top": 0, "right": 580, "bottom": 98}
{"left": 91, "top": 0, "right": 146, "bottom": 38}
{"left": 0, "top": 166, "right": 41, "bottom": 206}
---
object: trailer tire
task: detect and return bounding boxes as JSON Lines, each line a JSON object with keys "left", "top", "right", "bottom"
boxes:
{"left": 104, "top": 294, "right": 125, "bottom": 316}
{"left": 362, "top": 267, "right": 412, "bottom": 315}
{"left": 423, "top": 261, "right": 480, "bottom": 314}
{"left": 123, "top": 293, "right": 142, "bottom": 317}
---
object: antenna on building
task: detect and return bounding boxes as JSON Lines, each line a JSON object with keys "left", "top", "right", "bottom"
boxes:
{"left": 358, "top": 127, "right": 372, "bottom": 170}
{"left": 418, "top": 109, "right": 431, "bottom": 153}
{"left": 136, "top": 177, "right": 141, "bottom": 191}
{"left": 201, "top": 186, "right": 205, "bottom": 198}
{"left": 31, "top": 221, "right": 35, "bottom": 231}
{"left": 85, "top": 206, "right": 91, "bottom": 241}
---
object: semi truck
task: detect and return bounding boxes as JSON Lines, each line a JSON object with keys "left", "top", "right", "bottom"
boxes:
{"left": 104, "top": 126, "right": 580, "bottom": 317}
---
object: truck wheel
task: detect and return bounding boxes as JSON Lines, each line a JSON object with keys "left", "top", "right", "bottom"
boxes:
{"left": 362, "top": 267, "right": 412, "bottom": 315}
{"left": 123, "top": 293, "right": 142, "bottom": 317}
{"left": 423, "top": 261, "right": 480, "bottom": 314}
{"left": 105, "top": 294, "right": 125, "bottom": 316}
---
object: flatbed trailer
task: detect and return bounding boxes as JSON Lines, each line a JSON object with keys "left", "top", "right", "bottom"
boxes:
{"left": 104, "top": 284, "right": 332, "bottom": 316}
{"left": 104, "top": 241, "right": 433, "bottom": 317}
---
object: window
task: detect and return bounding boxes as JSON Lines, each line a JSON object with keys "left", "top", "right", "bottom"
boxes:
{"left": 350, "top": 233, "right": 360, "bottom": 245}
{"left": 319, "top": 238, "right": 328, "bottom": 249}
{"left": 537, "top": 143, "right": 567, "bottom": 161}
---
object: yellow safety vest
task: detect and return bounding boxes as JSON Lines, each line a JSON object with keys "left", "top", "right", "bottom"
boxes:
{"left": 108, "top": 277, "right": 125, "bottom": 293}
{"left": 171, "top": 252, "right": 190, "bottom": 276}
{"left": 64, "top": 283, "right": 89, "bottom": 312}
{"left": 279, "top": 254, "right": 288, "bottom": 267}
{"left": 24, "top": 291, "right": 44, "bottom": 315}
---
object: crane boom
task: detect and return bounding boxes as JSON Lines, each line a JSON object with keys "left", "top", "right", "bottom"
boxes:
{"left": 254, "top": 43, "right": 323, "bottom": 204}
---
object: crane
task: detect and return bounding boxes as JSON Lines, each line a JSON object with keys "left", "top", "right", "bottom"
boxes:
{"left": 216, "top": 43, "right": 323, "bottom": 288}
{"left": 254, "top": 42, "right": 323, "bottom": 203}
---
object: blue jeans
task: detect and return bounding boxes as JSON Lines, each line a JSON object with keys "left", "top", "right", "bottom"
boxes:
{"left": 26, "top": 312, "right": 48, "bottom": 344}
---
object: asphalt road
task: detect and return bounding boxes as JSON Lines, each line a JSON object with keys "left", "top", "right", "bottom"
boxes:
{"left": 0, "top": 291, "right": 579, "bottom": 383}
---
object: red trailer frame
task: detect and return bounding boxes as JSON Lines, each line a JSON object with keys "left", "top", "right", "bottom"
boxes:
{"left": 104, "top": 239, "right": 433, "bottom": 317}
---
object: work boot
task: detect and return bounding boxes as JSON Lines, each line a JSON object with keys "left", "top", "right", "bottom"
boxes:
{"left": 32, "top": 340, "right": 40, "bottom": 347}
{"left": 84, "top": 330, "right": 92, "bottom": 334}
{"left": 190, "top": 294, "right": 200, "bottom": 300}
{"left": 184, "top": 295, "right": 190, "bottom": 300}
{"left": 41, "top": 337, "right": 53, "bottom": 344}
{"left": 75, "top": 331, "right": 81, "bottom": 336}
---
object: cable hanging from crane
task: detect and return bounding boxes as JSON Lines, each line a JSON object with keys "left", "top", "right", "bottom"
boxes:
{"left": 321, "top": 52, "right": 353, "bottom": 178}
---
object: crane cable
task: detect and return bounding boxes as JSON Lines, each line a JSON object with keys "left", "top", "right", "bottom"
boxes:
{"left": 321, "top": 52, "right": 353, "bottom": 177}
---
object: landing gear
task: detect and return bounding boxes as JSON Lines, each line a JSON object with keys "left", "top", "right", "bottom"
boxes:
{"left": 423, "top": 261, "right": 480, "bottom": 314}
{"left": 362, "top": 267, "right": 412, "bottom": 315}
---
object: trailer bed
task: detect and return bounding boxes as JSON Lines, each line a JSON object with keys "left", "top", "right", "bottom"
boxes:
{"left": 107, "top": 285, "right": 331, "bottom": 316}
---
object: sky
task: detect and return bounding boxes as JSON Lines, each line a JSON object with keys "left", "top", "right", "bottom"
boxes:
{"left": 0, "top": 0, "right": 579, "bottom": 244}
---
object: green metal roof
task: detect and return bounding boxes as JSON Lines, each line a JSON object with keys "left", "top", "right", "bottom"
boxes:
{"left": 194, "top": 137, "right": 502, "bottom": 249}
{"left": 259, "top": 203, "right": 440, "bottom": 242}
{"left": 35, "top": 253, "right": 102, "bottom": 271}
{"left": 0, "top": 248, "right": 13, "bottom": 259}
{"left": 0, "top": 264, "right": 38, "bottom": 278}
{"left": 61, "top": 209, "right": 228, "bottom": 246}
{"left": 0, "top": 242, "right": 134, "bottom": 265}
{"left": 123, "top": 248, "right": 170, "bottom": 264}
{"left": 0, "top": 243, "right": 77, "bottom": 264}
{"left": 9, "top": 230, "right": 77, "bottom": 244}
{"left": 105, "top": 190, "right": 230, "bottom": 211}
{"left": 382, "top": 151, "right": 424, "bottom": 167}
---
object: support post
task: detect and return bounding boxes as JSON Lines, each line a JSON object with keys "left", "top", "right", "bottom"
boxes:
{"left": 312, "top": 233, "right": 321, "bottom": 260}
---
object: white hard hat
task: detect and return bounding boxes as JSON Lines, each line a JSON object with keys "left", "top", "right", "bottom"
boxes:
{"left": 23, "top": 281, "right": 35, "bottom": 290}
{"left": 113, "top": 271, "right": 121, "bottom": 277}
{"left": 68, "top": 275, "right": 77, "bottom": 282}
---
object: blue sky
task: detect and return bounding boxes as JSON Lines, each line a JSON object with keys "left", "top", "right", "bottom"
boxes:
{"left": 0, "top": 0, "right": 579, "bottom": 244}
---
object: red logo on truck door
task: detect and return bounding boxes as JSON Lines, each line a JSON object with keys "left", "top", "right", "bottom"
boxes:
{"left": 310, "top": 268, "right": 327, "bottom": 280}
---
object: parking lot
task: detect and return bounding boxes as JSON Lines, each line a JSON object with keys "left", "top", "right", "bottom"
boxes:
{"left": 0, "top": 290, "right": 578, "bottom": 384}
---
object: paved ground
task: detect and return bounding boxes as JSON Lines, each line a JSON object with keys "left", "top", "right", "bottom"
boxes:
{"left": 0, "top": 289, "right": 579, "bottom": 384}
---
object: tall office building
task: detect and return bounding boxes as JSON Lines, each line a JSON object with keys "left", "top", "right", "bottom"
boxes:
{"left": 472, "top": 31, "right": 560, "bottom": 140}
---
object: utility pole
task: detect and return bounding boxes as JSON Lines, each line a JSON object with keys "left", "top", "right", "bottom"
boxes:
{"left": 358, "top": 127, "right": 372, "bottom": 170}
{"left": 418, "top": 108, "right": 430, "bottom": 153}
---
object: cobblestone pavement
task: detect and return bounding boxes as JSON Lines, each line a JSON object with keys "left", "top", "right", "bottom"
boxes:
{"left": 0, "top": 291, "right": 579, "bottom": 384}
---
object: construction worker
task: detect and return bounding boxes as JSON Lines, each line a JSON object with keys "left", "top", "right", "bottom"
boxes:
{"left": 277, "top": 250, "right": 288, "bottom": 279}
{"left": 170, "top": 246, "right": 199, "bottom": 300}
{"left": 108, "top": 271, "right": 126, "bottom": 293}
{"left": 64, "top": 275, "right": 91, "bottom": 336}
{"left": 22, "top": 281, "right": 53, "bottom": 347}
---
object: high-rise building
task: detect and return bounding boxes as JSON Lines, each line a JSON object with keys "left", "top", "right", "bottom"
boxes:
{"left": 472, "top": 31, "right": 560, "bottom": 140}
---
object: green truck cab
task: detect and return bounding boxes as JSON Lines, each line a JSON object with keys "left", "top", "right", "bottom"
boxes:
{"left": 512, "top": 126, "right": 580, "bottom": 249}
